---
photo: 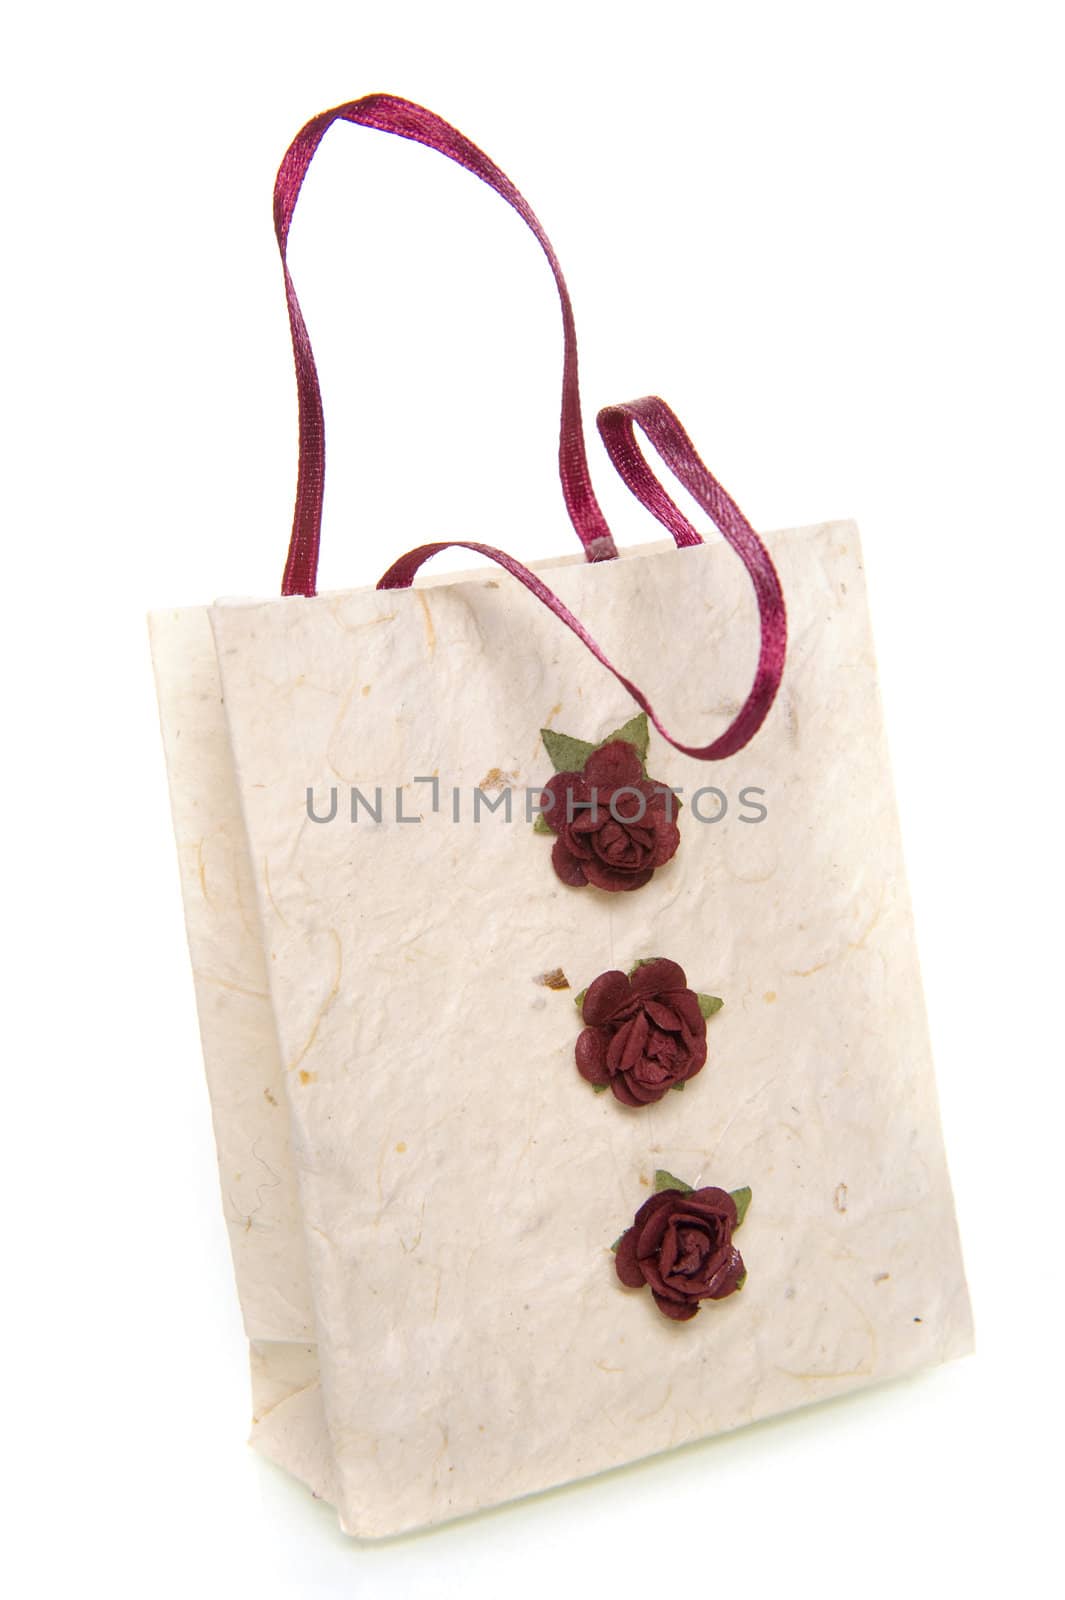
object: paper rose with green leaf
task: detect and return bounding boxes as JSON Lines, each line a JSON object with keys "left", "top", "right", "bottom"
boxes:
{"left": 613, "top": 1171, "right": 751, "bottom": 1321}
{"left": 575, "top": 958, "right": 723, "bottom": 1106}
{"left": 537, "top": 713, "right": 680, "bottom": 891}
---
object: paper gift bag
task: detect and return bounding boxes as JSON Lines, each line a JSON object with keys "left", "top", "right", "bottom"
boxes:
{"left": 151, "top": 96, "right": 971, "bottom": 1539}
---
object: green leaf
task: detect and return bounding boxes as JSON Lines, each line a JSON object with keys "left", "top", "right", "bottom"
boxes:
{"left": 592, "top": 1083, "right": 608, "bottom": 1094}
{"left": 729, "top": 1186, "right": 752, "bottom": 1227}
{"left": 734, "top": 1270, "right": 748, "bottom": 1292}
{"left": 573, "top": 987, "right": 588, "bottom": 1012}
{"left": 532, "top": 812, "right": 554, "bottom": 835}
{"left": 541, "top": 713, "right": 654, "bottom": 779}
{"left": 697, "top": 994, "right": 724, "bottom": 1019}
{"left": 601, "top": 712, "right": 649, "bottom": 765}
{"left": 655, "top": 1168, "right": 693, "bottom": 1194}
{"left": 672, "top": 1081, "right": 686, "bottom": 1092}
{"left": 610, "top": 1234, "right": 624, "bottom": 1253}
{"left": 541, "top": 727, "right": 597, "bottom": 774}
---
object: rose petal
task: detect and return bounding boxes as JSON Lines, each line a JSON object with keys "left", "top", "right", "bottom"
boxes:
{"left": 609, "top": 996, "right": 641, "bottom": 1023}
{"left": 615, "top": 1072, "right": 666, "bottom": 1105}
{"left": 652, "top": 1290, "right": 700, "bottom": 1321}
{"left": 643, "top": 999, "right": 683, "bottom": 1032}
{"left": 560, "top": 828, "right": 593, "bottom": 860}
{"left": 678, "top": 1043, "right": 708, "bottom": 1083}
{"left": 619, "top": 1009, "right": 650, "bottom": 1072}
{"left": 610, "top": 1076, "right": 656, "bottom": 1107}
{"left": 640, "top": 778, "right": 670, "bottom": 809}
{"left": 659, "top": 1218, "right": 711, "bottom": 1280}
{"left": 644, "top": 1029, "right": 681, "bottom": 1071}
{"left": 607, "top": 1018, "right": 636, "bottom": 1075}
{"left": 581, "top": 969, "right": 631, "bottom": 1027}
{"left": 669, "top": 989, "right": 706, "bottom": 1034}
{"left": 584, "top": 739, "right": 643, "bottom": 789}
{"left": 582, "top": 858, "right": 654, "bottom": 892}
{"left": 595, "top": 825, "right": 640, "bottom": 866}
{"left": 656, "top": 1211, "right": 729, "bottom": 1282}
{"left": 614, "top": 1227, "right": 645, "bottom": 1288}
{"left": 687, "top": 1187, "right": 738, "bottom": 1225}
{"left": 704, "top": 1247, "right": 746, "bottom": 1300}
{"left": 542, "top": 772, "right": 580, "bottom": 834}
{"left": 637, "top": 1254, "right": 669, "bottom": 1294}
{"left": 537, "top": 787, "right": 561, "bottom": 835}
{"left": 630, "top": 1054, "right": 673, "bottom": 1089}
{"left": 665, "top": 1246, "right": 730, "bottom": 1296}
{"left": 665, "top": 1207, "right": 727, "bottom": 1238}
{"left": 630, "top": 1190, "right": 678, "bottom": 1233}
{"left": 637, "top": 1200, "right": 677, "bottom": 1258}
{"left": 629, "top": 959, "right": 688, "bottom": 998}
{"left": 656, "top": 1219, "right": 682, "bottom": 1278}
{"left": 659, "top": 1215, "right": 725, "bottom": 1278}
{"left": 608, "top": 790, "right": 647, "bottom": 825}
{"left": 650, "top": 818, "right": 681, "bottom": 867}
{"left": 551, "top": 838, "right": 588, "bottom": 887}
{"left": 575, "top": 1027, "right": 610, "bottom": 1085}
{"left": 685, "top": 1031, "right": 709, "bottom": 1068}
{"left": 607, "top": 845, "right": 643, "bottom": 870}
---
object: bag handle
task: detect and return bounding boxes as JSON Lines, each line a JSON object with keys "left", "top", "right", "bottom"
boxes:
{"left": 275, "top": 95, "right": 787, "bottom": 760}
{"left": 378, "top": 395, "right": 786, "bottom": 760}
{"left": 274, "top": 92, "right": 619, "bottom": 595}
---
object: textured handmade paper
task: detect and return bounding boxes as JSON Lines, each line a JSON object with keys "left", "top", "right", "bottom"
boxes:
{"left": 151, "top": 608, "right": 333, "bottom": 1500}
{"left": 153, "top": 522, "right": 972, "bottom": 1538}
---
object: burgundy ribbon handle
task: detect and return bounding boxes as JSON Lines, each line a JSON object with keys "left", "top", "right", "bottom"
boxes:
{"left": 274, "top": 92, "right": 618, "bottom": 596}
{"left": 595, "top": 397, "right": 787, "bottom": 754}
{"left": 275, "top": 95, "right": 787, "bottom": 759}
{"left": 379, "top": 396, "right": 787, "bottom": 761}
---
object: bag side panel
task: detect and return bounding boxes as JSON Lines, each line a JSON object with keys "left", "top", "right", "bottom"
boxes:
{"left": 150, "top": 606, "right": 319, "bottom": 1345}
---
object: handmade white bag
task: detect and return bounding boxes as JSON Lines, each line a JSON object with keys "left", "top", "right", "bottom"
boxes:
{"left": 151, "top": 96, "right": 972, "bottom": 1539}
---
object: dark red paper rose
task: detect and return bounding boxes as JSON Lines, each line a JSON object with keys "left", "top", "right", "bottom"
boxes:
{"left": 614, "top": 1183, "right": 747, "bottom": 1322}
{"left": 576, "top": 959, "right": 709, "bottom": 1106}
{"left": 542, "top": 740, "right": 679, "bottom": 892}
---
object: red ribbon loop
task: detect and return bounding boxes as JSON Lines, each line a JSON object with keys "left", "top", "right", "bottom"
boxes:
{"left": 274, "top": 93, "right": 617, "bottom": 595}
{"left": 595, "top": 396, "right": 788, "bottom": 756}
{"left": 275, "top": 97, "right": 787, "bottom": 759}
{"left": 378, "top": 397, "right": 786, "bottom": 760}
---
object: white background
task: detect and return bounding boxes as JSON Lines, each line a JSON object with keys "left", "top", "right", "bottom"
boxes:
{"left": 3, "top": 2, "right": 1062, "bottom": 1595}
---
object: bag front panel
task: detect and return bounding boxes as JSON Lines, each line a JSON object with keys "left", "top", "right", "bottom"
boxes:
{"left": 208, "top": 527, "right": 971, "bottom": 1537}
